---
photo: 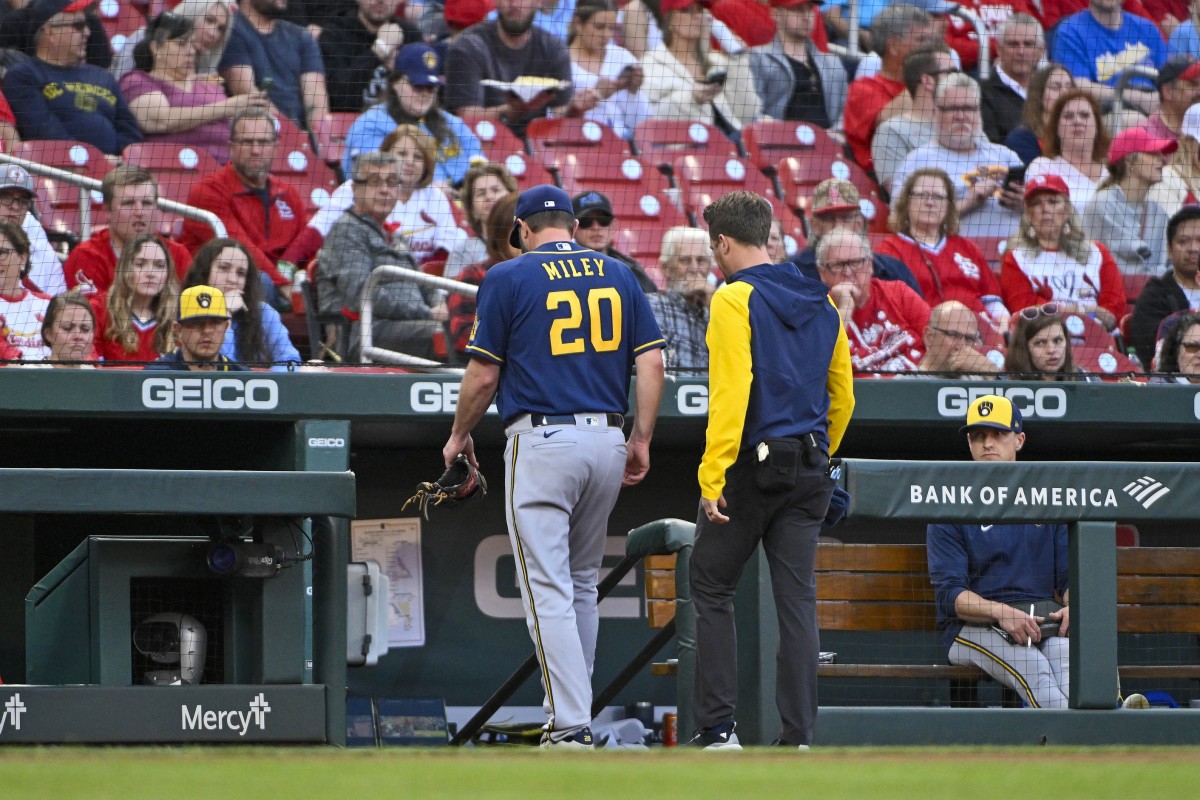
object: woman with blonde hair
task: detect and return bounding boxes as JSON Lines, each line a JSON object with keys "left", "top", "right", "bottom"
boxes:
{"left": 91, "top": 234, "right": 178, "bottom": 362}
{"left": 285, "top": 125, "right": 465, "bottom": 268}
{"left": 1150, "top": 106, "right": 1200, "bottom": 217}
{"left": 112, "top": 0, "right": 234, "bottom": 80}
{"left": 642, "top": 0, "right": 759, "bottom": 140}
{"left": 1001, "top": 175, "right": 1125, "bottom": 331}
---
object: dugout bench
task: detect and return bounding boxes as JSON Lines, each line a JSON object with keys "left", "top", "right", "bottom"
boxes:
{"left": 642, "top": 459, "right": 1200, "bottom": 745}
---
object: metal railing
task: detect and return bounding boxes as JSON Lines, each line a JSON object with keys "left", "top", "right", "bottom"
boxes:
{"left": 0, "top": 152, "right": 227, "bottom": 240}
{"left": 358, "top": 264, "right": 476, "bottom": 372}
{"left": 1112, "top": 67, "right": 1160, "bottom": 117}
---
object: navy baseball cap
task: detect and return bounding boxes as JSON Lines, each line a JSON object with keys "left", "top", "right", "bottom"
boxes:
{"left": 510, "top": 185, "right": 574, "bottom": 248}
{"left": 394, "top": 44, "right": 443, "bottom": 87}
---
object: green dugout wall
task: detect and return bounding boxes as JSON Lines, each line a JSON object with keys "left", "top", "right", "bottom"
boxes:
{"left": 1, "top": 371, "right": 1198, "bottom": 744}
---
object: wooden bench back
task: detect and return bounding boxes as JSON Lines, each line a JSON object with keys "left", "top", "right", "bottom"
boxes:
{"left": 645, "top": 543, "right": 1200, "bottom": 635}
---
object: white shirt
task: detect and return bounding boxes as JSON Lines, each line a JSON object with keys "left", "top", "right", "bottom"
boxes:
{"left": 0, "top": 286, "right": 51, "bottom": 360}
{"left": 1009, "top": 244, "right": 1105, "bottom": 312}
{"left": 569, "top": 43, "right": 652, "bottom": 140}
{"left": 996, "top": 65, "right": 1028, "bottom": 100}
{"left": 309, "top": 182, "right": 465, "bottom": 262}
{"left": 1027, "top": 156, "right": 1101, "bottom": 206}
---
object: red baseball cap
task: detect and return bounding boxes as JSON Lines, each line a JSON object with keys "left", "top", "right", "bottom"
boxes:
{"left": 445, "top": 0, "right": 494, "bottom": 30}
{"left": 1024, "top": 173, "right": 1069, "bottom": 202}
{"left": 661, "top": 0, "right": 705, "bottom": 12}
{"left": 770, "top": 0, "right": 824, "bottom": 7}
{"left": 62, "top": 0, "right": 92, "bottom": 11}
{"left": 1107, "top": 127, "right": 1178, "bottom": 166}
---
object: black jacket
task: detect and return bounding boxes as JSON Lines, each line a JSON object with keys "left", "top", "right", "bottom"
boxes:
{"left": 1129, "top": 271, "right": 1189, "bottom": 368}
{"left": 981, "top": 70, "right": 1025, "bottom": 145}
{"left": 318, "top": 9, "right": 421, "bottom": 113}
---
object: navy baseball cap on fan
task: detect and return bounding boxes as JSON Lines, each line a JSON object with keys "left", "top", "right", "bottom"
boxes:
{"left": 394, "top": 44, "right": 443, "bottom": 87}
{"left": 960, "top": 394, "right": 1023, "bottom": 434}
{"left": 510, "top": 185, "right": 574, "bottom": 248}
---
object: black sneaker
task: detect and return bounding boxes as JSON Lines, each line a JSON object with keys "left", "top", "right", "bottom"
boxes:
{"left": 539, "top": 726, "right": 595, "bottom": 750}
{"left": 688, "top": 720, "right": 742, "bottom": 750}
{"left": 770, "top": 738, "right": 811, "bottom": 751}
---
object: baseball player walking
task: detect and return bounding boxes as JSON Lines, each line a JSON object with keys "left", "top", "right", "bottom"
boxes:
{"left": 442, "top": 185, "right": 666, "bottom": 750}
{"left": 690, "top": 191, "right": 855, "bottom": 750}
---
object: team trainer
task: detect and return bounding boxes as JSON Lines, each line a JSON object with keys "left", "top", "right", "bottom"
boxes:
{"left": 442, "top": 184, "right": 665, "bottom": 750}
{"left": 690, "top": 191, "right": 855, "bottom": 750}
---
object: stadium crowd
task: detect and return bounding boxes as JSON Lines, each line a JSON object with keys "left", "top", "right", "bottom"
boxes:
{"left": 0, "top": 0, "right": 1198, "bottom": 381}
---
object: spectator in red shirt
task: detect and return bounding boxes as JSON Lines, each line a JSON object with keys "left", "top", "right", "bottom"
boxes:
{"left": 816, "top": 227, "right": 932, "bottom": 372}
{"left": 63, "top": 166, "right": 193, "bottom": 296}
{"left": 179, "top": 108, "right": 306, "bottom": 311}
{"left": 844, "top": 3, "right": 933, "bottom": 172}
{"left": 90, "top": 233, "right": 180, "bottom": 362}
{"left": 878, "top": 166, "right": 1010, "bottom": 327}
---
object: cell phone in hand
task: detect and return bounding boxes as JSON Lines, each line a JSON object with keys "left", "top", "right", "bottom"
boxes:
{"left": 258, "top": 76, "right": 274, "bottom": 93}
{"left": 1004, "top": 165, "right": 1026, "bottom": 190}
{"left": 619, "top": 64, "right": 635, "bottom": 80}
{"left": 702, "top": 70, "right": 727, "bottom": 86}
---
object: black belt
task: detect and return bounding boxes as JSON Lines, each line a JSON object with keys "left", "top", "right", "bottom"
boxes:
{"left": 527, "top": 413, "right": 624, "bottom": 428}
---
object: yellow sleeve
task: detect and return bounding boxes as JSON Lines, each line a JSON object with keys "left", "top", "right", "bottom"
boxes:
{"left": 825, "top": 298, "right": 855, "bottom": 455}
{"left": 698, "top": 282, "right": 754, "bottom": 501}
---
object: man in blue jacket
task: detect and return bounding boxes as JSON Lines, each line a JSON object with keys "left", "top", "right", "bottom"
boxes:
{"left": 926, "top": 394, "right": 1069, "bottom": 708}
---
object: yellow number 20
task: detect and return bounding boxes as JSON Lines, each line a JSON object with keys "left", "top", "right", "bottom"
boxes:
{"left": 547, "top": 288, "right": 623, "bottom": 355}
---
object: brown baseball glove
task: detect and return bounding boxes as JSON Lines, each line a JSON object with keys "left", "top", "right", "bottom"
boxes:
{"left": 401, "top": 454, "right": 488, "bottom": 519}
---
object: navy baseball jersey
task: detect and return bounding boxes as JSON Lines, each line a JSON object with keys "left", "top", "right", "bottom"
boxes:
{"left": 466, "top": 241, "right": 665, "bottom": 422}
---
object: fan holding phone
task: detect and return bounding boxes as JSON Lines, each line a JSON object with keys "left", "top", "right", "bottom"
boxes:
{"left": 642, "top": 0, "right": 759, "bottom": 136}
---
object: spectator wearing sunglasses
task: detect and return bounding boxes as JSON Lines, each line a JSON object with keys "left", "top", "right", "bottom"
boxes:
{"left": 1005, "top": 302, "right": 1098, "bottom": 381}
{"left": 1000, "top": 174, "right": 1126, "bottom": 331}
{"left": 571, "top": 191, "right": 658, "bottom": 293}
{"left": 1153, "top": 310, "right": 1200, "bottom": 381}
{"left": 0, "top": 0, "right": 114, "bottom": 70}
{"left": 3, "top": 0, "right": 142, "bottom": 156}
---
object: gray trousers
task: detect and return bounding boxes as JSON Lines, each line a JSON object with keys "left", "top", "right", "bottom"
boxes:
{"left": 690, "top": 452, "right": 834, "bottom": 745}
{"left": 949, "top": 626, "right": 1070, "bottom": 709}
{"left": 502, "top": 413, "right": 627, "bottom": 737}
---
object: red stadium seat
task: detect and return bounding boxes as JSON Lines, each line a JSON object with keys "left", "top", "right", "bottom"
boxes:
{"left": 631, "top": 119, "right": 738, "bottom": 174}
{"left": 611, "top": 196, "right": 691, "bottom": 286}
{"left": 14, "top": 140, "right": 111, "bottom": 242}
{"left": 526, "top": 117, "right": 630, "bottom": 174}
{"left": 556, "top": 154, "right": 670, "bottom": 202}
{"left": 460, "top": 115, "right": 529, "bottom": 161}
{"left": 777, "top": 154, "right": 880, "bottom": 206}
{"left": 673, "top": 153, "right": 777, "bottom": 224}
{"left": 97, "top": 0, "right": 149, "bottom": 61}
{"left": 120, "top": 142, "right": 221, "bottom": 237}
{"left": 311, "top": 112, "right": 357, "bottom": 176}
{"left": 496, "top": 152, "right": 556, "bottom": 190}
{"left": 1123, "top": 272, "right": 1151, "bottom": 308}
{"left": 742, "top": 120, "right": 842, "bottom": 174}
{"left": 271, "top": 116, "right": 339, "bottom": 216}
{"left": 973, "top": 237, "right": 1009, "bottom": 273}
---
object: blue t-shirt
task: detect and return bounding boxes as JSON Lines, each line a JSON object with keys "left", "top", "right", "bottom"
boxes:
{"left": 466, "top": 240, "right": 664, "bottom": 422}
{"left": 3, "top": 59, "right": 143, "bottom": 155}
{"left": 926, "top": 521, "right": 1069, "bottom": 652}
{"left": 1051, "top": 11, "right": 1166, "bottom": 88}
{"left": 827, "top": 0, "right": 891, "bottom": 34}
{"left": 1168, "top": 21, "right": 1199, "bottom": 59}
{"left": 219, "top": 13, "right": 326, "bottom": 125}
{"left": 342, "top": 105, "right": 484, "bottom": 185}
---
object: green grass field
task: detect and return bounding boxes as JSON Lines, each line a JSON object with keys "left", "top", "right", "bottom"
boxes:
{"left": 2, "top": 747, "right": 1199, "bottom": 800}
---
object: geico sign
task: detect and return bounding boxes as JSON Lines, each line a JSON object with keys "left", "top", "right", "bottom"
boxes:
{"left": 676, "top": 384, "right": 708, "bottom": 415}
{"left": 474, "top": 535, "right": 639, "bottom": 619}
{"left": 142, "top": 377, "right": 279, "bottom": 410}
{"left": 410, "top": 381, "right": 460, "bottom": 413}
{"left": 937, "top": 386, "right": 1067, "bottom": 418}
{"left": 308, "top": 437, "right": 345, "bottom": 448}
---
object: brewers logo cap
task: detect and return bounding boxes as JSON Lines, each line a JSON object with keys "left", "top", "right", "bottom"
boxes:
{"left": 178, "top": 285, "right": 231, "bottom": 322}
{"left": 510, "top": 184, "right": 574, "bottom": 248}
{"left": 960, "top": 394, "right": 1023, "bottom": 434}
{"left": 393, "top": 44, "right": 443, "bottom": 87}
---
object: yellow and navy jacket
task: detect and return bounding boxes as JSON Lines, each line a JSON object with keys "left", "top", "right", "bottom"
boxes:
{"left": 699, "top": 262, "right": 854, "bottom": 500}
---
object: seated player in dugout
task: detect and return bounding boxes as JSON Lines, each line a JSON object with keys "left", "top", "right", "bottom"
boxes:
{"left": 926, "top": 394, "right": 1070, "bottom": 708}
{"left": 145, "top": 285, "right": 248, "bottom": 372}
